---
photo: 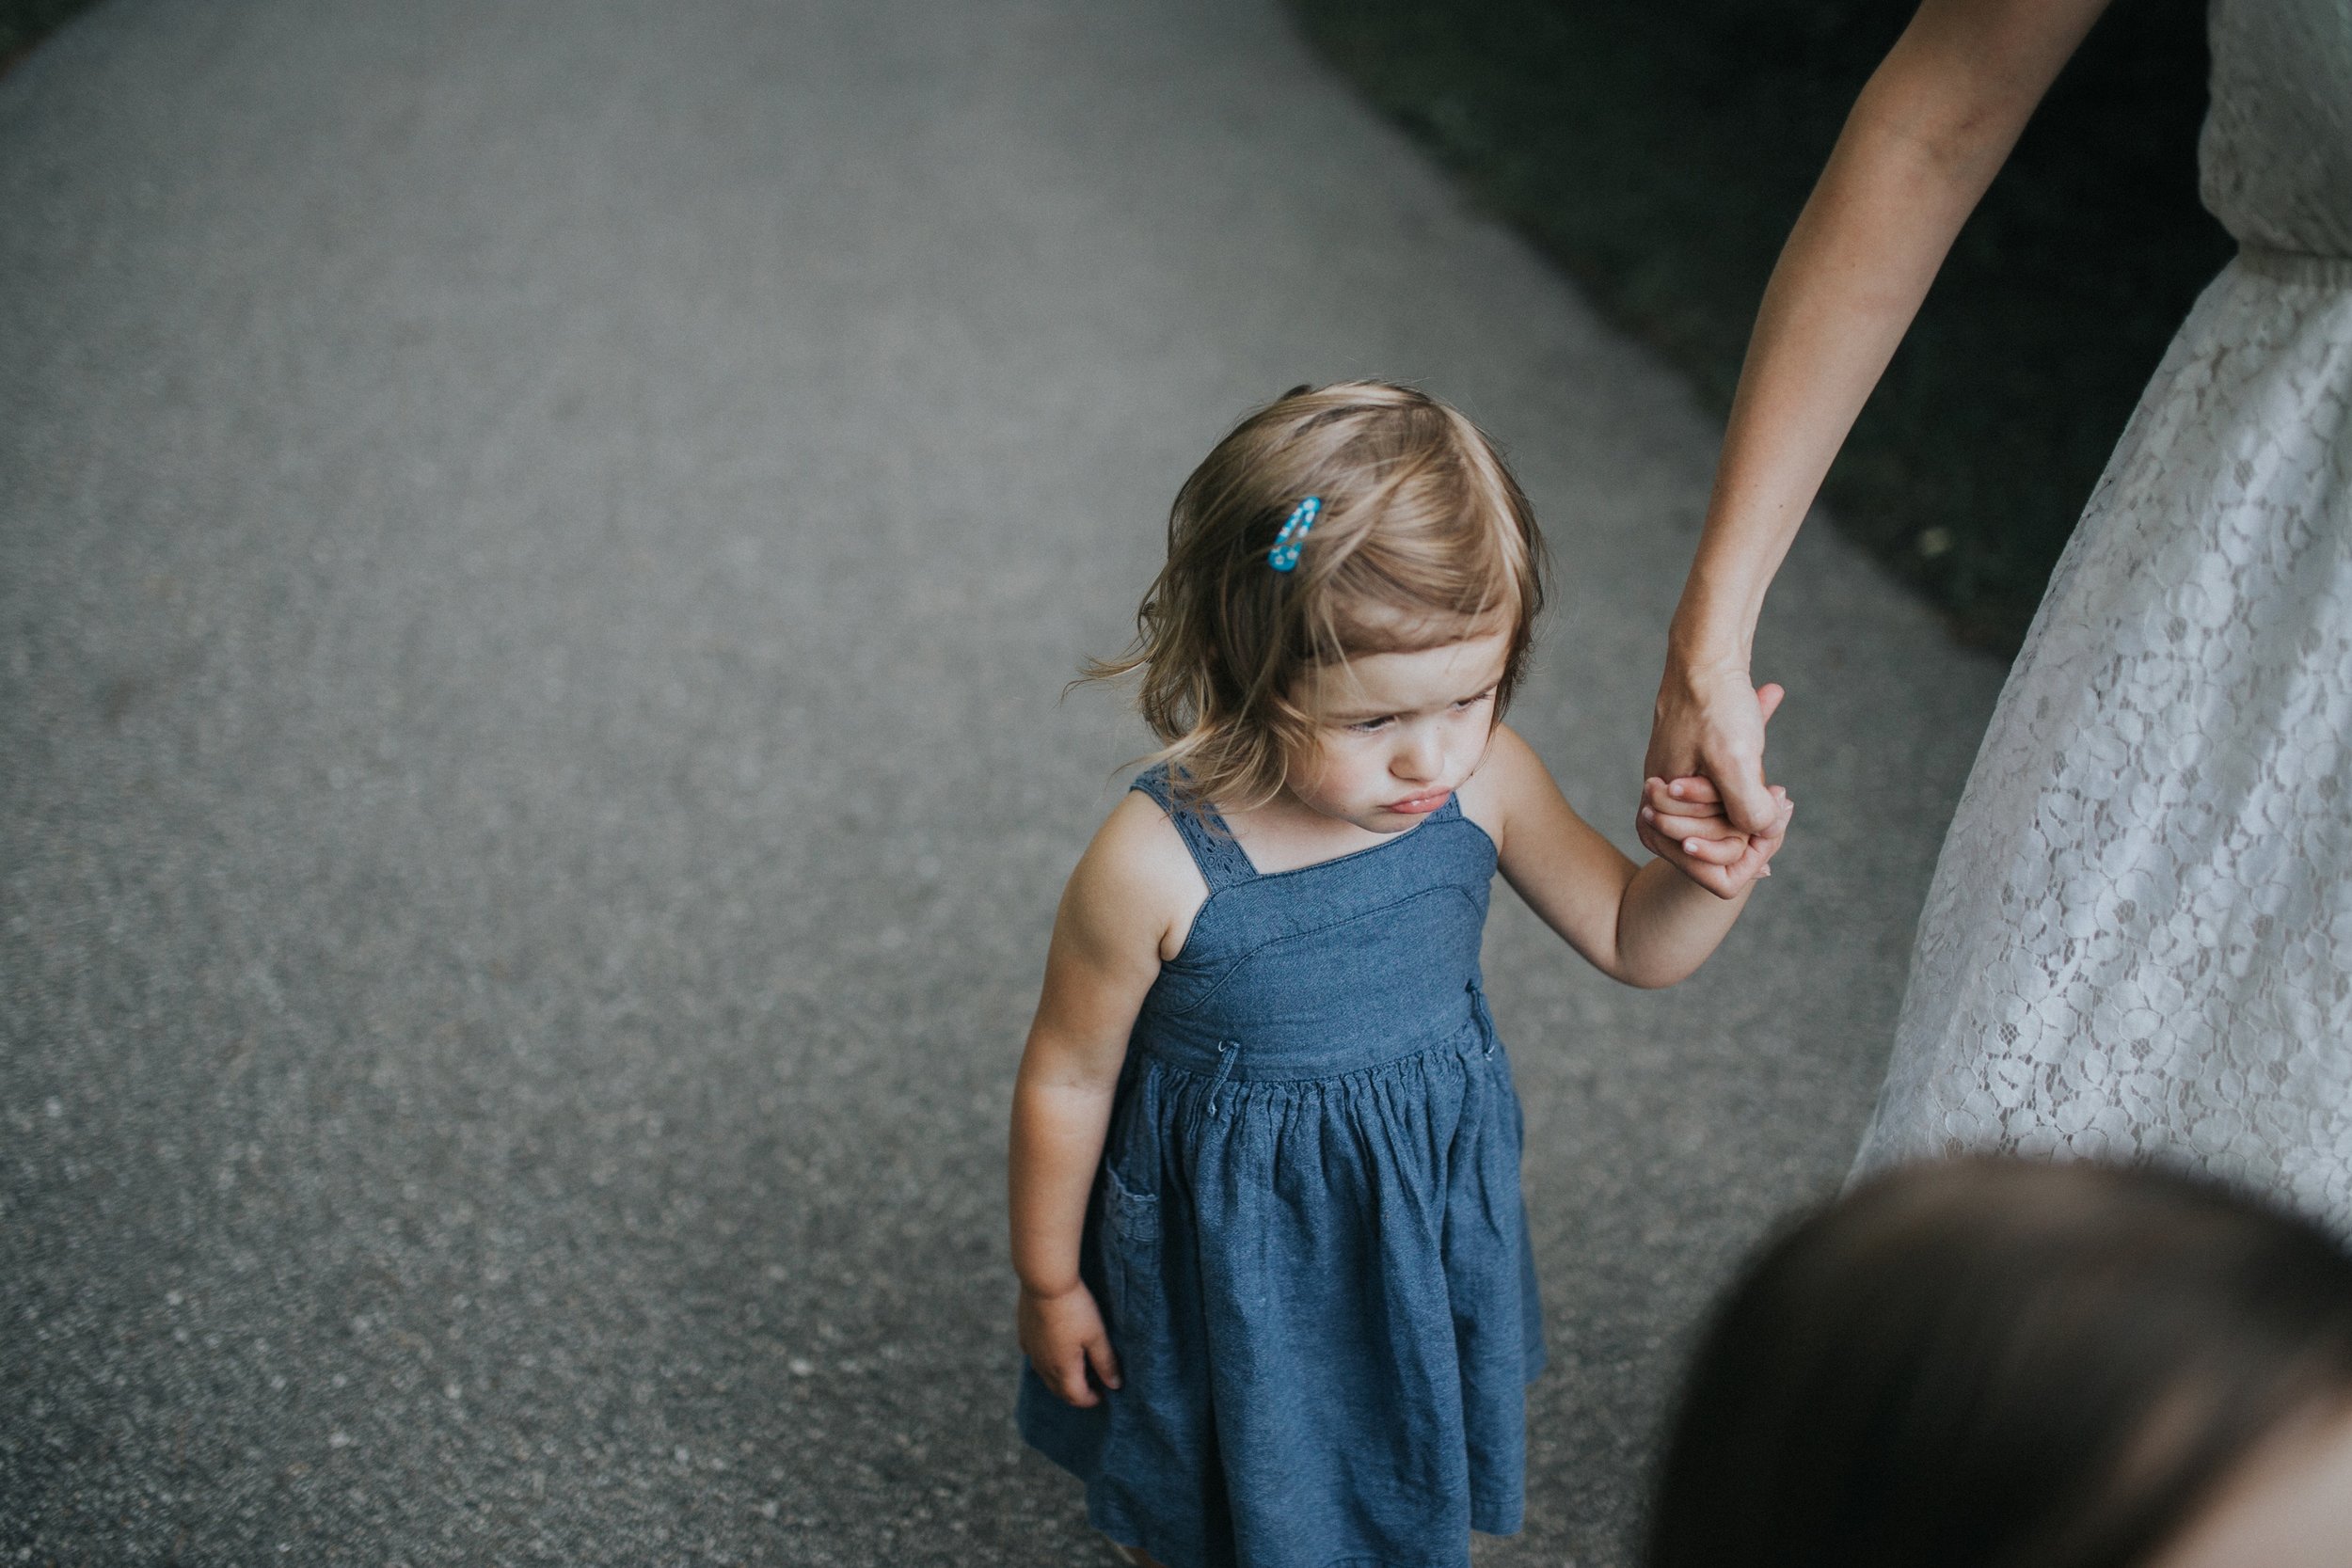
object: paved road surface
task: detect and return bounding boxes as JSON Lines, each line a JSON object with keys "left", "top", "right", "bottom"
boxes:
{"left": 0, "top": 2, "right": 2007, "bottom": 1561}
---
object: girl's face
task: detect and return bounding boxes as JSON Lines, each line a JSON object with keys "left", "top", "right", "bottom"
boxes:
{"left": 1283, "top": 628, "right": 1511, "bottom": 834}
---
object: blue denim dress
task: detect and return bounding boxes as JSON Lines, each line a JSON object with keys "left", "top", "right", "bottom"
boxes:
{"left": 1019, "top": 766, "right": 1546, "bottom": 1568}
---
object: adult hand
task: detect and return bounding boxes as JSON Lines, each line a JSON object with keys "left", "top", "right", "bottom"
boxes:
{"left": 1639, "top": 673, "right": 1786, "bottom": 896}
{"left": 1646, "top": 662, "right": 1786, "bottom": 830}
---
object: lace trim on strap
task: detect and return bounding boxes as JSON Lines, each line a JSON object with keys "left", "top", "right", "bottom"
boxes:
{"left": 1128, "top": 765, "right": 1256, "bottom": 892}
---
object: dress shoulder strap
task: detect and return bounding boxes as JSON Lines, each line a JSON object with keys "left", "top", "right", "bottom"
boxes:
{"left": 1129, "top": 764, "right": 1257, "bottom": 892}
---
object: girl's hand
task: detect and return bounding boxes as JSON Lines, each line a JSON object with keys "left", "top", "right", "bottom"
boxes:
{"left": 1019, "top": 1280, "right": 1121, "bottom": 1407}
{"left": 1643, "top": 775, "right": 1793, "bottom": 895}
{"left": 1641, "top": 775, "right": 1741, "bottom": 862}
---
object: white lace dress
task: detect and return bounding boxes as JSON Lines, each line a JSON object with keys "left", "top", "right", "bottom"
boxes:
{"left": 1853, "top": 0, "right": 2352, "bottom": 1231}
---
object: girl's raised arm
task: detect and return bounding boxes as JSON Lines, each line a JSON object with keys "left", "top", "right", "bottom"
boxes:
{"left": 1478, "top": 726, "right": 1786, "bottom": 989}
{"left": 1646, "top": 0, "right": 2113, "bottom": 854}
{"left": 1009, "top": 794, "right": 1199, "bottom": 1406}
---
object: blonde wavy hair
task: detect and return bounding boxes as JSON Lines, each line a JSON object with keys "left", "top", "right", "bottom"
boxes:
{"left": 1083, "top": 381, "right": 1548, "bottom": 814}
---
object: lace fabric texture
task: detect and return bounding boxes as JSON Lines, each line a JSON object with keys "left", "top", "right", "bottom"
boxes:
{"left": 2200, "top": 0, "right": 2352, "bottom": 260}
{"left": 1854, "top": 0, "right": 2352, "bottom": 1232}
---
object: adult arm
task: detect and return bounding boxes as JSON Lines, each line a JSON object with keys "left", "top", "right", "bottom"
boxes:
{"left": 1645, "top": 0, "right": 2114, "bottom": 854}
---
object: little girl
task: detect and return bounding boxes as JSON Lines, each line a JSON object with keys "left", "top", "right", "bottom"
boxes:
{"left": 1010, "top": 381, "right": 1790, "bottom": 1568}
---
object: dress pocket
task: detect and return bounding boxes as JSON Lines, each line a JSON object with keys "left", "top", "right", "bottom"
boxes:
{"left": 1101, "top": 1163, "right": 1162, "bottom": 1315}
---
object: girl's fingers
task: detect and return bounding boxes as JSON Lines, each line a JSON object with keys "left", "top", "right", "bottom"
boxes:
{"left": 1674, "top": 832, "right": 1746, "bottom": 867}
{"left": 1645, "top": 776, "right": 1788, "bottom": 826}
{"left": 1056, "top": 1349, "right": 1099, "bottom": 1407}
{"left": 1088, "top": 1334, "right": 1122, "bottom": 1392}
{"left": 1645, "top": 777, "right": 1726, "bottom": 816}
{"left": 1643, "top": 806, "right": 1742, "bottom": 842}
{"left": 1639, "top": 816, "right": 1743, "bottom": 896}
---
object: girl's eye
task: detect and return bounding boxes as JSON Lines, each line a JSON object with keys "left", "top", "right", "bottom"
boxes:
{"left": 1347, "top": 716, "right": 1394, "bottom": 734}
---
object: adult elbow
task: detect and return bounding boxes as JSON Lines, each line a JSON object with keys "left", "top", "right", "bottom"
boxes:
{"left": 1849, "top": 26, "right": 2040, "bottom": 196}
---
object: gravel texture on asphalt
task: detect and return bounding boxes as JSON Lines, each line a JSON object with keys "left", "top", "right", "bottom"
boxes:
{"left": 0, "top": 1, "right": 2007, "bottom": 1562}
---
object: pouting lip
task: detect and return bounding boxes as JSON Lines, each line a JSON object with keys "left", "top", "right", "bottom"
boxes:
{"left": 1385, "top": 788, "right": 1452, "bottom": 814}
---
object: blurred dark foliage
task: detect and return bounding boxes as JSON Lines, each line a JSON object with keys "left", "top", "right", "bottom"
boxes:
{"left": 1288, "top": 0, "right": 2233, "bottom": 651}
{"left": 1, "top": 0, "right": 93, "bottom": 72}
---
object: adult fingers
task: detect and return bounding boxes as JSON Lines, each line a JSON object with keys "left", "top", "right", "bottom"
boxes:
{"left": 1646, "top": 665, "right": 1768, "bottom": 848}
{"left": 1720, "top": 832, "right": 1776, "bottom": 889}
{"left": 1707, "top": 746, "right": 1779, "bottom": 837}
{"left": 1739, "top": 798, "right": 1797, "bottom": 881}
{"left": 1748, "top": 789, "right": 1796, "bottom": 844}
{"left": 1700, "top": 684, "right": 1786, "bottom": 837}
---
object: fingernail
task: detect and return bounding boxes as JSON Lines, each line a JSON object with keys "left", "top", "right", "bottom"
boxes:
{"left": 1669, "top": 782, "right": 1685, "bottom": 798}
{"left": 1640, "top": 806, "right": 1655, "bottom": 823}
{"left": 1760, "top": 865, "right": 1772, "bottom": 877}
{"left": 1684, "top": 838, "right": 1701, "bottom": 854}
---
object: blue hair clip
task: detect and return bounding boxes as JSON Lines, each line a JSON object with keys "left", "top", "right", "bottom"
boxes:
{"left": 1268, "top": 496, "right": 1321, "bottom": 572}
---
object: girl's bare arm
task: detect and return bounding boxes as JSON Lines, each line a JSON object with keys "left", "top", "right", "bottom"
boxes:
{"left": 1646, "top": 0, "right": 2114, "bottom": 848}
{"left": 1008, "top": 794, "right": 1195, "bottom": 1405}
{"left": 1476, "top": 726, "right": 1788, "bottom": 989}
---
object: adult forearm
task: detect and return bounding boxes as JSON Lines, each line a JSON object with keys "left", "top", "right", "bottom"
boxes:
{"left": 1673, "top": 0, "right": 2092, "bottom": 665}
{"left": 1680, "top": 111, "right": 1984, "bottom": 659}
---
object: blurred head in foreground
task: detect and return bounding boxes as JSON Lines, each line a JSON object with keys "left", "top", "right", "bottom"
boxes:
{"left": 1648, "top": 1159, "right": 2352, "bottom": 1568}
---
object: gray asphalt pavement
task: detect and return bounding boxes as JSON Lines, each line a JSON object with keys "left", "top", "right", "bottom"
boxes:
{"left": 0, "top": 2, "right": 2010, "bottom": 1562}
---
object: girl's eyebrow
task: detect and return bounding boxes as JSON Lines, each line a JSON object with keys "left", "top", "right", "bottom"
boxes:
{"left": 1323, "top": 684, "right": 1497, "bottom": 721}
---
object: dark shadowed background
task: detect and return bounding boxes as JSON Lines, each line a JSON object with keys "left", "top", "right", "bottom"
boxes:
{"left": 1287, "top": 0, "right": 2232, "bottom": 649}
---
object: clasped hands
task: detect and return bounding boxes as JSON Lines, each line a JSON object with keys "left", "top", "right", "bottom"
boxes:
{"left": 1638, "top": 672, "right": 1795, "bottom": 898}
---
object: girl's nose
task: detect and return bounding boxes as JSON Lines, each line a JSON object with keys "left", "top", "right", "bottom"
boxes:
{"left": 1395, "top": 730, "right": 1442, "bottom": 782}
